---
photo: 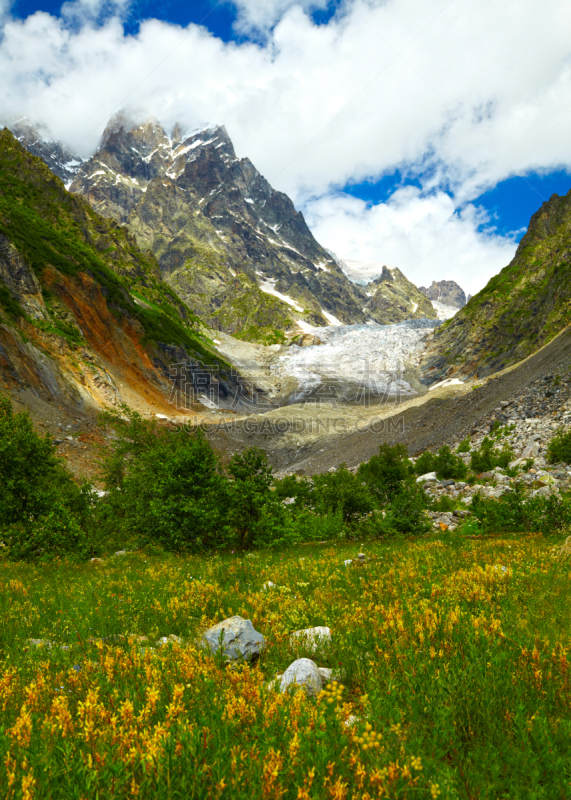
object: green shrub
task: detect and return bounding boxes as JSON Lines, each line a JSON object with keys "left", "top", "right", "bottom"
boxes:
{"left": 414, "top": 446, "right": 467, "bottom": 480}
{"left": 547, "top": 429, "right": 571, "bottom": 465}
{"left": 97, "top": 411, "right": 229, "bottom": 553}
{"left": 313, "top": 465, "right": 374, "bottom": 523}
{"left": 433, "top": 495, "right": 457, "bottom": 512}
{"left": 358, "top": 443, "right": 412, "bottom": 503}
{"left": 0, "top": 395, "right": 94, "bottom": 560}
{"left": 6, "top": 504, "right": 89, "bottom": 562}
{"left": 226, "top": 448, "right": 294, "bottom": 549}
{"left": 457, "top": 438, "right": 471, "bottom": 453}
{"left": 97, "top": 410, "right": 300, "bottom": 552}
{"left": 471, "top": 487, "right": 571, "bottom": 534}
{"left": 470, "top": 437, "right": 514, "bottom": 474}
{"left": 413, "top": 450, "right": 437, "bottom": 476}
{"left": 433, "top": 445, "right": 468, "bottom": 480}
{"left": 272, "top": 474, "right": 315, "bottom": 510}
{"left": 364, "top": 481, "right": 430, "bottom": 537}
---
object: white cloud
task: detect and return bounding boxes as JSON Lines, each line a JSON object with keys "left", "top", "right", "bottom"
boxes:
{"left": 1, "top": 0, "right": 571, "bottom": 292}
{"left": 227, "top": 0, "right": 330, "bottom": 34}
{"left": 305, "top": 187, "right": 518, "bottom": 295}
{"left": 60, "top": 0, "right": 131, "bottom": 26}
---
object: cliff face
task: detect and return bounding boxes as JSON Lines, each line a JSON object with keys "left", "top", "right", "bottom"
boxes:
{"left": 419, "top": 280, "right": 466, "bottom": 309}
{"left": 421, "top": 190, "right": 571, "bottom": 383}
{"left": 12, "top": 120, "right": 84, "bottom": 186}
{"left": 64, "top": 115, "right": 369, "bottom": 341}
{"left": 0, "top": 129, "right": 239, "bottom": 414}
{"left": 363, "top": 266, "right": 437, "bottom": 324}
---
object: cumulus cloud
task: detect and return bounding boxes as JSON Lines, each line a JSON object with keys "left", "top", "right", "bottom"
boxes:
{"left": 227, "top": 0, "right": 330, "bottom": 34}
{"left": 305, "top": 188, "right": 518, "bottom": 295}
{"left": 1, "top": 0, "right": 570, "bottom": 291}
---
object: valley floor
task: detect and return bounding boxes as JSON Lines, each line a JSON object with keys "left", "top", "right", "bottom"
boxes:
{"left": 2, "top": 534, "right": 571, "bottom": 798}
{"left": 10, "top": 322, "right": 571, "bottom": 484}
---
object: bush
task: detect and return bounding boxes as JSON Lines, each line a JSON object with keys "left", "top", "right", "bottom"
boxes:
{"left": 414, "top": 450, "right": 437, "bottom": 476}
{"left": 433, "top": 445, "right": 468, "bottom": 480}
{"left": 457, "top": 438, "right": 471, "bottom": 453}
{"left": 471, "top": 487, "right": 571, "bottom": 534}
{"left": 6, "top": 504, "right": 89, "bottom": 562}
{"left": 313, "top": 465, "right": 374, "bottom": 523}
{"left": 364, "top": 481, "right": 430, "bottom": 537}
{"left": 414, "top": 445, "right": 467, "bottom": 480}
{"left": 97, "top": 410, "right": 300, "bottom": 552}
{"left": 97, "top": 410, "right": 229, "bottom": 552}
{"left": 547, "top": 429, "right": 571, "bottom": 465}
{"left": 226, "top": 448, "right": 294, "bottom": 549}
{"left": 433, "top": 495, "right": 456, "bottom": 512}
{"left": 0, "top": 395, "right": 94, "bottom": 560}
{"left": 470, "top": 437, "right": 514, "bottom": 474}
{"left": 358, "top": 443, "right": 412, "bottom": 503}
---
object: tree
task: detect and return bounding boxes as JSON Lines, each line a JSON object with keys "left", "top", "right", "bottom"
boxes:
{"left": 0, "top": 395, "right": 92, "bottom": 560}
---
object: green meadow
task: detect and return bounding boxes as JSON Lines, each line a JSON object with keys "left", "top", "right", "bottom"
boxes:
{"left": 1, "top": 533, "right": 571, "bottom": 799}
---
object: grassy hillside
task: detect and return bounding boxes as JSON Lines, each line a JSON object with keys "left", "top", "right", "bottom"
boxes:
{"left": 1, "top": 535, "right": 571, "bottom": 798}
{"left": 422, "top": 189, "right": 571, "bottom": 382}
{"left": 0, "top": 128, "right": 219, "bottom": 365}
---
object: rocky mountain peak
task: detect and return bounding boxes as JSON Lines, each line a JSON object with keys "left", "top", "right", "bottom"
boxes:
{"left": 374, "top": 265, "right": 395, "bottom": 284}
{"left": 58, "top": 113, "right": 371, "bottom": 337}
{"left": 419, "top": 279, "right": 466, "bottom": 309}
{"left": 10, "top": 119, "right": 83, "bottom": 186}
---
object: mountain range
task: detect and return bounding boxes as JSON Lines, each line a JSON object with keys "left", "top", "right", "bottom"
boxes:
{"left": 12, "top": 110, "right": 568, "bottom": 424}
{"left": 13, "top": 115, "right": 463, "bottom": 342}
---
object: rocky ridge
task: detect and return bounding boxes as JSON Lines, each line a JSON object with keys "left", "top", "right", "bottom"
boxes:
{"left": 62, "top": 115, "right": 372, "bottom": 340}
{"left": 14, "top": 116, "right": 464, "bottom": 342}
{"left": 0, "top": 128, "right": 246, "bottom": 419}
{"left": 362, "top": 266, "right": 436, "bottom": 323}
{"left": 419, "top": 279, "right": 466, "bottom": 309}
{"left": 421, "top": 189, "right": 571, "bottom": 383}
{"left": 11, "top": 120, "right": 84, "bottom": 186}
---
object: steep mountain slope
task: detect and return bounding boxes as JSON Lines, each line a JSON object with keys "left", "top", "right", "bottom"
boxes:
{"left": 419, "top": 280, "right": 466, "bottom": 308}
{"left": 0, "top": 128, "right": 238, "bottom": 413}
{"left": 363, "top": 266, "right": 437, "bottom": 323}
{"left": 63, "top": 115, "right": 370, "bottom": 341}
{"left": 421, "top": 189, "right": 571, "bottom": 383}
{"left": 12, "top": 120, "right": 84, "bottom": 186}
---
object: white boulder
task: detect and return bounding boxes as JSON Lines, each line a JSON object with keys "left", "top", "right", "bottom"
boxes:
{"left": 521, "top": 440, "right": 540, "bottom": 459}
{"left": 416, "top": 472, "right": 438, "bottom": 483}
{"left": 279, "top": 658, "right": 323, "bottom": 696}
{"left": 290, "top": 626, "right": 331, "bottom": 652}
{"left": 202, "top": 616, "right": 265, "bottom": 662}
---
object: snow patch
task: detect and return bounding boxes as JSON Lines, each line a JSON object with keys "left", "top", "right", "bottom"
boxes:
{"left": 340, "top": 259, "right": 396, "bottom": 284}
{"left": 321, "top": 309, "right": 343, "bottom": 326}
{"left": 259, "top": 280, "right": 304, "bottom": 312}
{"left": 428, "top": 378, "right": 464, "bottom": 391}
{"left": 431, "top": 301, "right": 458, "bottom": 320}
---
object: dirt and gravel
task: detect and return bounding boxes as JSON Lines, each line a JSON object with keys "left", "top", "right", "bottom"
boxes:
{"left": 12, "top": 324, "right": 571, "bottom": 482}
{"left": 205, "top": 323, "right": 571, "bottom": 474}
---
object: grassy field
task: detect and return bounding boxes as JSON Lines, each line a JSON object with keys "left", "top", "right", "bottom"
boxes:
{"left": 1, "top": 533, "right": 571, "bottom": 799}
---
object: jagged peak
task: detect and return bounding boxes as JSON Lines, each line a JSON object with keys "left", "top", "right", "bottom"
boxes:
{"left": 99, "top": 110, "right": 140, "bottom": 147}
{"left": 96, "top": 113, "right": 234, "bottom": 163}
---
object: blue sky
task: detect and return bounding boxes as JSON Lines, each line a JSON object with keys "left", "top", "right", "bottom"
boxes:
{"left": 10, "top": 0, "right": 570, "bottom": 246}
{"left": 4, "top": 0, "right": 571, "bottom": 292}
{"left": 344, "top": 169, "right": 571, "bottom": 241}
